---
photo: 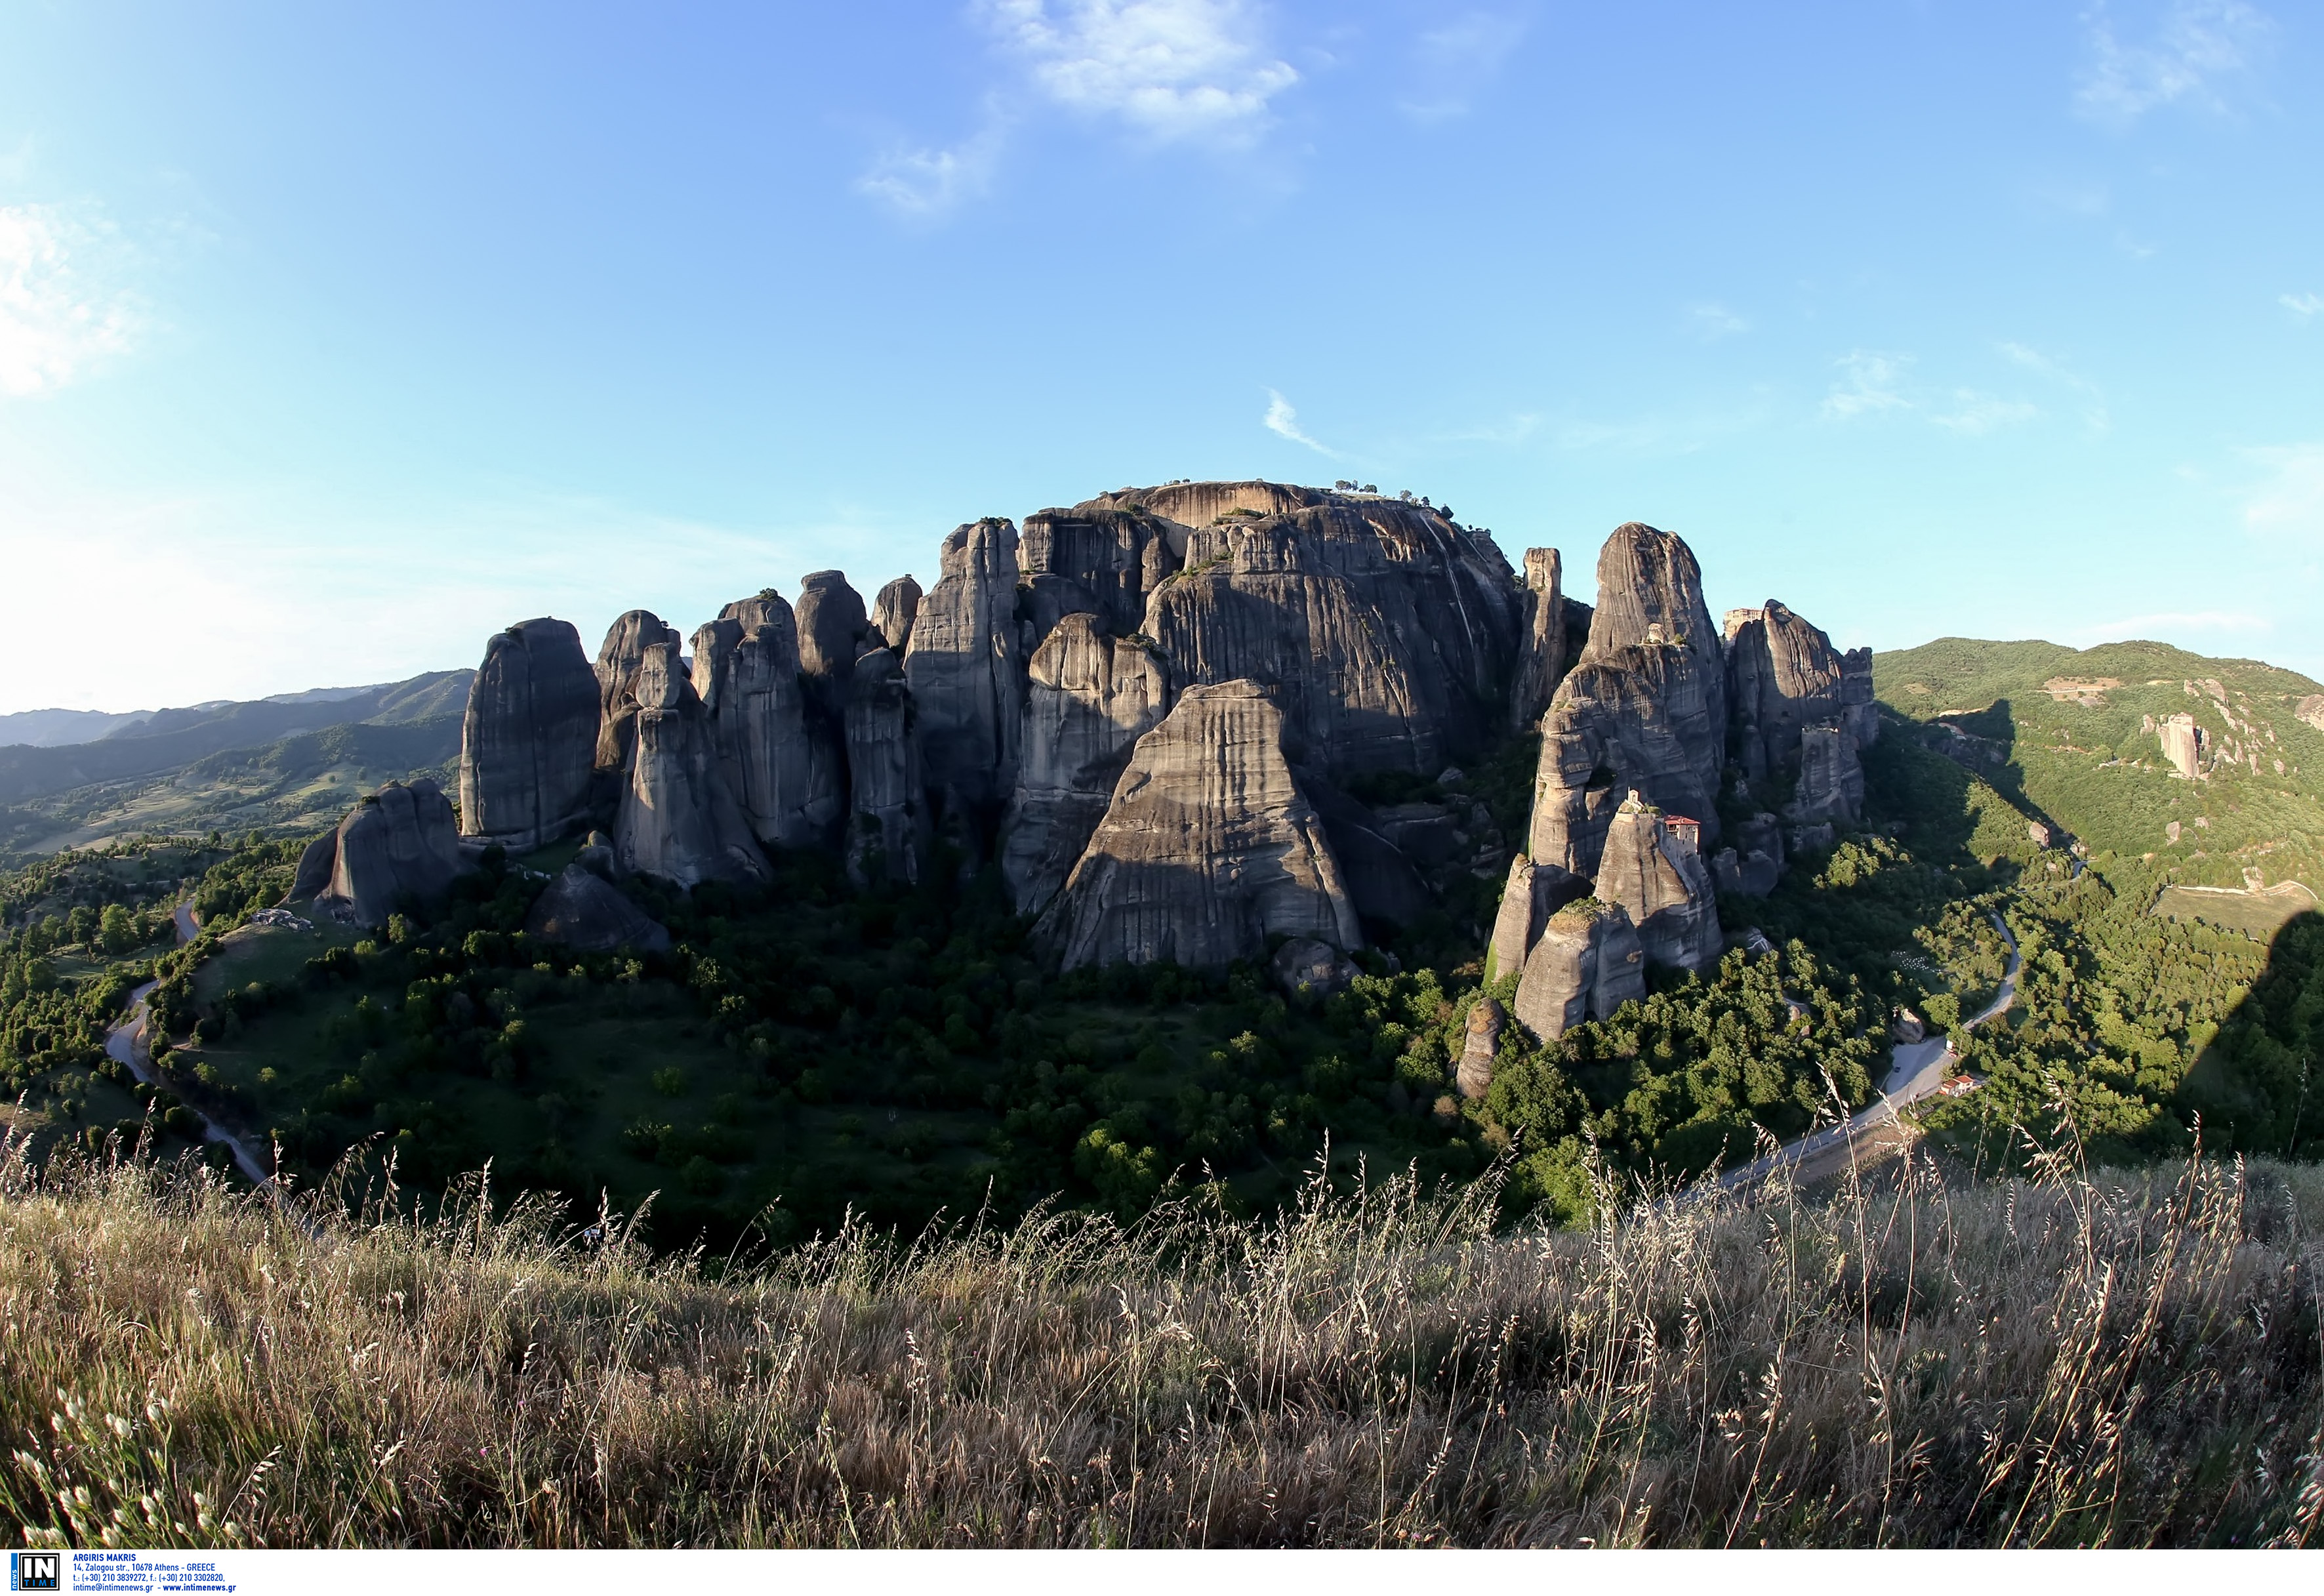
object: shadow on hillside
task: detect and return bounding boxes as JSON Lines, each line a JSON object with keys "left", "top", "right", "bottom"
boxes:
{"left": 2179, "top": 909, "right": 2323, "bottom": 1157}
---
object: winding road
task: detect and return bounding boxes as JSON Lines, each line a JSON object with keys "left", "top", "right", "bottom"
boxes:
{"left": 1709, "top": 912, "right": 2021, "bottom": 1195}
{"left": 102, "top": 903, "right": 275, "bottom": 1186}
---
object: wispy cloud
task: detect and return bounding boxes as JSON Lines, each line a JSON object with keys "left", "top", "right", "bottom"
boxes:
{"left": 1687, "top": 302, "right": 1748, "bottom": 340}
{"left": 2000, "top": 340, "right": 2111, "bottom": 432}
{"left": 0, "top": 204, "right": 144, "bottom": 397}
{"left": 857, "top": 108, "right": 1012, "bottom": 218}
{"left": 2282, "top": 292, "right": 2324, "bottom": 319}
{"left": 1931, "top": 392, "right": 2040, "bottom": 435}
{"left": 2076, "top": 0, "right": 2274, "bottom": 125}
{"left": 1398, "top": 9, "right": 1531, "bottom": 123}
{"left": 2241, "top": 441, "right": 2324, "bottom": 541}
{"left": 984, "top": 0, "right": 1298, "bottom": 147}
{"left": 1263, "top": 389, "right": 1338, "bottom": 457}
{"left": 1821, "top": 350, "right": 1912, "bottom": 420}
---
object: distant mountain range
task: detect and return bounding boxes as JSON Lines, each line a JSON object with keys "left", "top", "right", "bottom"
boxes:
{"left": 0, "top": 682, "right": 404, "bottom": 750}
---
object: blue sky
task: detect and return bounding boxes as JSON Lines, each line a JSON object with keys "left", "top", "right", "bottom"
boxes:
{"left": 2, "top": 0, "right": 2320, "bottom": 712}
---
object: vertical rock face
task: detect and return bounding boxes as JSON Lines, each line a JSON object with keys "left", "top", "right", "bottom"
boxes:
{"left": 1513, "top": 898, "right": 1645, "bottom": 1042}
{"left": 1037, "top": 680, "right": 1362, "bottom": 972}
{"left": 1458, "top": 996, "right": 1505, "bottom": 1100}
{"left": 1593, "top": 794, "right": 1721, "bottom": 973}
{"left": 1528, "top": 645, "right": 1723, "bottom": 881}
{"left": 870, "top": 576, "right": 923, "bottom": 653}
{"left": 903, "top": 519, "right": 1026, "bottom": 811}
{"left": 1840, "top": 646, "right": 1880, "bottom": 747}
{"left": 794, "top": 571, "right": 872, "bottom": 723}
{"left": 999, "top": 613, "right": 1170, "bottom": 914}
{"left": 616, "top": 643, "right": 771, "bottom": 888}
{"left": 693, "top": 592, "right": 838, "bottom": 847}
{"left": 1711, "top": 812, "right": 1786, "bottom": 897}
{"left": 1143, "top": 495, "right": 1521, "bottom": 781}
{"left": 1724, "top": 600, "right": 1846, "bottom": 785}
{"left": 1134, "top": 479, "right": 1319, "bottom": 527}
{"left": 1019, "top": 501, "right": 1189, "bottom": 640}
{"left": 1578, "top": 523, "right": 1726, "bottom": 794}
{"left": 2158, "top": 713, "right": 2205, "bottom": 779}
{"left": 1509, "top": 547, "right": 1569, "bottom": 731}
{"left": 1487, "top": 854, "right": 1572, "bottom": 982}
{"left": 314, "top": 779, "right": 472, "bottom": 928}
{"left": 1788, "top": 722, "right": 1865, "bottom": 827}
{"left": 844, "top": 645, "right": 926, "bottom": 884}
{"left": 457, "top": 617, "right": 600, "bottom": 851}
{"left": 594, "top": 610, "right": 683, "bottom": 780}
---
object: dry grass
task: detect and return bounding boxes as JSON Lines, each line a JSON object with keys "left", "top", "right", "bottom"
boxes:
{"left": 0, "top": 1132, "right": 2319, "bottom": 1547}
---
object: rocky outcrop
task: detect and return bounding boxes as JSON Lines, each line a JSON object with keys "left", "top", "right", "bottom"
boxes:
{"left": 1724, "top": 601, "right": 1846, "bottom": 785}
{"left": 615, "top": 643, "right": 770, "bottom": 888}
{"left": 457, "top": 617, "right": 600, "bottom": 851}
{"left": 1487, "top": 854, "right": 1571, "bottom": 982}
{"left": 524, "top": 863, "right": 671, "bottom": 953}
{"left": 1788, "top": 722, "right": 1864, "bottom": 827}
{"left": 2298, "top": 694, "right": 2324, "bottom": 734}
{"left": 2159, "top": 713, "right": 2205, "bottom": 779}
{"left": 1528, "top": 643, "right": 1723, "bottom": 882}
{"left": 1578, "top": 523, "right": 1725, "bottom": 790}
{"left": 844, "top": 645, "right": 926, "bottom": 884}
{"left": 795, "top": 571, "right": 872, "bottom": 722}
{"left": 1841, "top": 647, "right": 1880, "bottom": 747}
{"left": 1709, "top": 812, "right": 1785, "bottom": 897}
{"left": 1132, "top": 479, "right": 1319, "bottom": 527}
{"left": 691, "top": 592, "right": 840, "bottom": 847}
{"left": 1593, "top": 794, "right": 1720, "bottom": 973}
{"left": 1458, "top": 996, "right": 1505, "bottom": 1100}
{"left": 312, "top": 779, "right": 472, "bottom": 928}
{"left": 1143, "top": 495, "right": 1521, "bottom": 781}
{"left": 1273, "top": 937, "right": 1356, "bottom": 1000}
{"left": 593, "top": 609, "right": 683, "bottom": 787}
{"left": 903, "top": 519, "right": 1025, "bottom": 811}
{"left": 286, "top": 832, "right": 338, "bottom": 903}
{"left": 1019, "top": 500, "right": 1189, "bottom": 640}
{"left": 871, "top": 576, "right": 922, "bottom": 652}
{"left": 1037, "top": 681, "right": 1362, "bottom": 972}
{"left": 999, "top": 613, "right": 1169, "bottom": 914}
{"left": 1508, "top": 548, "right": 1570, "bottom": 731}
{"left": 1513, "top": 898, "right": 1646, "bottom": 1042}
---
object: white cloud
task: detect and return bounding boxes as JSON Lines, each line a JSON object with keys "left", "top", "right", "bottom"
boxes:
{"left": 1687, "top": 302, "right": 1748, "bottom": 340}
{"left": 2001, "top": 340, "right": 2110, "bottom": 431}
{"left": 1821, "top": 350, "right": 1912, "bottom": 420}
{"left": 983, "top": 0, "right": 1298, "bottom": 147}
{"left": 1931, "top": 391, "right": 2040, "bottom": 435}
{"left": 2242, "top": 441, "right": 2324, "bottom": 540}
{"left": 1263, "top": 388, "right": 1338, "bottom": 456}
{"left": 857, "top": 110, "right": 1011, "bottom": 218}
{"left": 2282, "top": 292, "right": 2324, "bottom": 319}
{"left": 2076, "top": 1, "right": 2273, "bottom": 125}
{"left": 1398, "top": 9, "right": 1531, "bottom": 123}
{"left": 0, "top": 204, "right": 143, "bottom": 397}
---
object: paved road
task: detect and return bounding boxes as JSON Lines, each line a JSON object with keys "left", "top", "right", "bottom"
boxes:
{"left": 1707, "top": 912, "right": 2020, "bottom": 1195}
{"left": 102, "top": 903, "right": 274, "bottom": 1186}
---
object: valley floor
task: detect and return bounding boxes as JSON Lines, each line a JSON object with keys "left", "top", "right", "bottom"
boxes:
{"left": 0, "top": 1141, "right": 2316, "bottom": 1547}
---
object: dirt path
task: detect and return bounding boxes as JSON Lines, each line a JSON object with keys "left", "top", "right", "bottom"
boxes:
{"left": 102, "top": 904, "right": 274, "bottom": 1186}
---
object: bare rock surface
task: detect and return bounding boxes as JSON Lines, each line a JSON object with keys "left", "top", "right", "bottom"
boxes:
{"left": 999, "top": 613, "right": 1168, "bottom": 914}
{"left": 871, "top": 575, "right": 923, "bottom": 653}
{"left": 285, "top": 832, "right": 338, "bottom": 903}
{"left": 457, "top": 617, "right": 600, "bottom": 851}
{"left": 1143, "top": 495, "right": 1520, "bottom": 781}
{"left": 1789, "top": 722, "right": 1865, "bottom": 827}
{"left": 845, "top": 645, "right": 926, "bottom": 884}
{"left": 1513, "top": 897, "right": 1645, "bottom": 1042}
{"left": 2158, "top": 712, "right": 2206, "bottom": 779}
{"left": 904, "top": 519, "right": 1025, "bottom": 811}
{"left": 1528, "top": 643, "right": 1723, "bottom": 882}
{"left": 615, "top": 643, "right": 771, "bottom": 888}
{"left": 594, "top": 610, "right": 683, "bottom": 784}
{"left": 1273, "top": 937, "right": 1356, "bottom": 999}
{"left": 1724, "top": 600, "right": 1846, "bottom": 785}
{"left": 795, "top": 571, "right": 872, "bottom": 723}
{"left": 2298, "top": 693, "right": 2324, "bottom": 733}
{"left": 1593, "top": 794, "right": 1721, "bottom": 973}
{"left": 1508, "top": 547, "right": 1569, "bottom": 731}
{"left": 525, "top": 863, "right": 671, "bottom": 953}
{"left": 1841, "top": 646, "right": 1880, "bottom": 747}
{"left": 1019, "top": 499, "right": 1189, "bottom": 641}
{"left": 1487, "top": 853, "right": 1576, "bottom": 981}
{"left": 1038, "top": 680, "right": 1362, "bottom": 972}
{"left": 314, "top": 778, "right": 472, "bottom": 928}
{"left": 1458, "top": 996, "right": 1505, "bottom": 1100}
{"left": 694, "top": 591, "right": 839, "bottom": 846}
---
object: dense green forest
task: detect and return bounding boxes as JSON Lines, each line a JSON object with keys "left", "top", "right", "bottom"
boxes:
{"left": 3, "top": 638, "right": 2318, "bottom": 1245}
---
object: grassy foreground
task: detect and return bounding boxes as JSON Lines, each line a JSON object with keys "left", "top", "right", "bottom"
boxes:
{"left": 0, "top": 1139, "right": 2319, "bottom": 1548}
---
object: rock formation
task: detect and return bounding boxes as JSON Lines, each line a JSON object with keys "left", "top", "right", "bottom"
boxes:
{"left": 1528, "top": 644, "right": 1724, "bottom": 881}
{"left": 524, "top": 863, "right": 672, "bottom": 953}
{"left": 312, "top": 779, "right": 472, "bottom": 928}
{"left": 286, "top": 832, "right": 338, "bottom": 903}
{"left": 1143, "top": 495, "right": 1521, "bottom": 781}
{"left": 1710, "top": 812, "right": 1785, "bottom": 897}
{"left": 457, "top": 617, "right": 600, "bottom": 851}
{"left": 1037, "top": 681, "right": 1362, "bottom": 972}
{"left": 1576, "top": 523, "right": 1726, "bottom": 785}
{"left": 1840, "top": 647, "right": 1880, "bottom": 747}
{"left": 794, "top": 571, "right": 872, "bottom": 723}
{"left": 999, "top": 613, "right": 1169, "bottom": 914}
{"left": 615, "top": 642, "right": 771, "bottom": 888}
{"left": 594, "top": 609, "right": 683, "bottom": 787}
{"left": 903, "top": 519, "right": 1025, "bottom": 811}
{"left": 1019, "top": 499, "right": 1189, "bottom": 641}
{"left": 2298, "top": 694, "right": 2324, "bottom": 734}
{"left": 1724, "top": 601, "right": 1846, "bottom": 786}
{"left": 1458, "top": 996, "right": 1505, "bottom": 1100}
{"left": 1273, "top": 937, "right": 1356, "bottom": 1000}
{"left": 871, "top": 576, "right": 922, "bottom": 652}
{"left": 1513, "top": 898, "right": 1646, "bottom": 1042}
{"left": 1487, "top": 854, "right": 1571, "bottom": 982}
{"left": 1593, "top": 794, "right": 1721, "bottom": 973}
{"left": 1508, "top": 547, "right": 1570, "bottom": 731}
{"left": 844, "top": 645, "right": 926, "bottom": 884}
{"left": 1788, "top": 722, "right": 1864, "bottom": 828}
{"left": 2159, "top": 713, "right": 2206, "bottom": 779}
{"left": 691, "top": 592, "right": 841, "bottom": 847}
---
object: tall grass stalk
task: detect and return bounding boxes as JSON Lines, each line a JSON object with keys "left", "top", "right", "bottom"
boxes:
{"left": 0, "top": 1130, "right": 2317, "bottom": 1547}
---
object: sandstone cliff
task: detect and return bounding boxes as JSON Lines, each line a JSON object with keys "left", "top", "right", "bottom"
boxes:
{"left": 845, "top": 645, "right": 926, "bottom": 884}
{"left": 1508, "top": 547, "right": 1570, "bottom": 731}
{"left": 1723, "top": 600, "right": 1845, "bottom": 786}
{"left": 615, "top": 642, "right": 771, "bottom": 888}
{"left": 1593, "top": 794, "right": 1721, "bottom": 973}
{"left": 457, "top": 617, "right": 600, "bottom": 851}
{"left": 1037, "top": 680, "right": 1362, "bottom": 972}
{"left": 1019, "top": 499, "right": 1189, "bottom": 642}
{"left": 903, "top": 519, "right": 1025, "bottom": 812}
{"left": 691, "top": 592, "right": 841, "bottom": 847}
{"left": 794, "top": 571, "right": 872, "bottom": 724}
{"left": 1789, "top": 722, "right": 1864, "bottom": 828}
{"left": 1513, "top": 897, "right": 1645, "bottom": 1042}
{"left": 871, "top": 575, "right": 922, "bottom": 653}
{"left": 999, "top": 613, "right": 1169, "bottom": 914}
{"left": 1577, "top": 523, "right": 1726, "bottom": 794}
{"left": 1528, "top": 644, "right": 1723, "bottom": 882}
{"left": 312, "top": 778, "right": 472, "bottom": 928}
{"left": 593, "top": 610, "right": 683, "bottom": 784}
